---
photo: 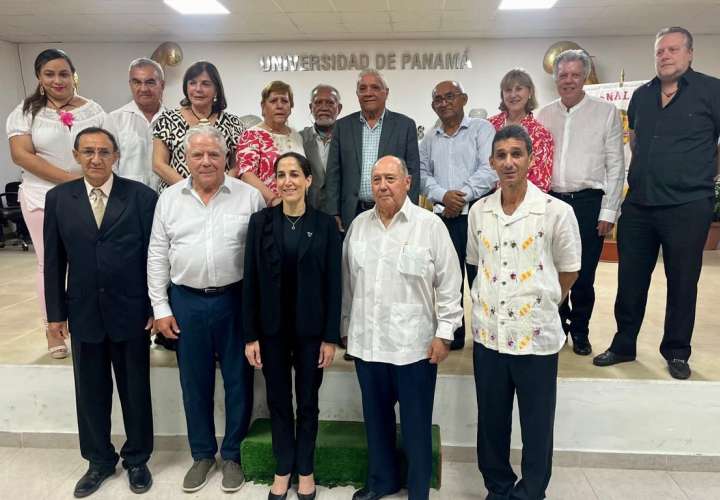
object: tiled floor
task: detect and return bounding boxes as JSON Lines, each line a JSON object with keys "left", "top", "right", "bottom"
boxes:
{"left": 0, "top": 447, "right": 718, "bottom": 499}
{"left": 2, "top": 247, "right": 719, "bottom": 381}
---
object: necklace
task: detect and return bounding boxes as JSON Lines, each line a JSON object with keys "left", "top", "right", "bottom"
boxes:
{"left": 46, "top": 95, "right": 74, "bottom": 111}
{"left": 285, "top": 214, "right": 304, "bottom": 230}
{"left": 662, "top": 88, "right": 678, "bottom": 98}
{"left": 190, "top": 107, "right": 213, "bottom": 124}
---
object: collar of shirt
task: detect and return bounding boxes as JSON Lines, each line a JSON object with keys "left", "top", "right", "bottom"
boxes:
{"left": 559, "top": 92, "right": 589, "bottom": 114}
{"left": 434, "top": 115, "right": 472, "bottom": 138}
{"left": 495, "top": 111, "right": 537, "bottom": 128}
{"left": 648, "top": 67, "right": 694, "bottom": 93}
{"left": 181, "top": 174, "right": 232, "bottom": 204}
{"left": 120, "top": 99, "right": 166, "bottom": 126}
{"left": 84, "top": 174, "right": 114, "bottom": 199}
{"left": 359, "top": 108, "right": 387, "bottom": 129}
{"left": 481, "top": 182, "right": 547, "bottom": 222}
{"left": 313, "top": 124, "right": 333, "bottom": 143}
{"left": 369, "top": 196, "right": 413, "bottom": 227}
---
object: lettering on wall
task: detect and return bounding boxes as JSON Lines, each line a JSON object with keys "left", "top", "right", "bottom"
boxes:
{"left": 259, "top": 50, "right": 472, "bottom": 72}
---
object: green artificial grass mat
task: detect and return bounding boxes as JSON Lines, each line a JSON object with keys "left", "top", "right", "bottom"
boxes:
{"left": 241, "top": 419, "right": 442, "bottom": 489}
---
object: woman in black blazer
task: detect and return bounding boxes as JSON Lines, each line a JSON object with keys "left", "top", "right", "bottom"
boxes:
{"left": 244, "top": 152, "right": 341, "bottom": 500}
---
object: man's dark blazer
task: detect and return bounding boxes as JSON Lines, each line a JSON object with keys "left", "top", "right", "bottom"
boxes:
{"left": 299, "top": 125, "right": 328, "bottom": 211}
{"left": 322, "top": 109, "right": 420, "bottom": 228}
{"left": 44, "top": 175, "right": 158, "bottom": 343}
{"left": 242, "top": 204, "right": 341, "bottom": 344}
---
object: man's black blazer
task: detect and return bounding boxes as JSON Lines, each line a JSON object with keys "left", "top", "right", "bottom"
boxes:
{"left": 242, "top": 204, "right": 341, "bottom": 344}
{"left": 44, "top": 175, "right": 158, "bottom": 343}
{"left": 322, "top": 109, "right": 420, "bottom": 228}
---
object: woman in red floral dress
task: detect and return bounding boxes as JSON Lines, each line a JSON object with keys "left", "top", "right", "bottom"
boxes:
{"left": 236, "top": 81, "right": 305, "bottom": 206}
{"left": 488, "top": 69, "right": 554, "bottom": 192}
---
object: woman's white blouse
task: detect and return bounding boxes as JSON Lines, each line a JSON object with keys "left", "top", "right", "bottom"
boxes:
{"left": 6, "top": 99, "right": 105, "bottom": 210}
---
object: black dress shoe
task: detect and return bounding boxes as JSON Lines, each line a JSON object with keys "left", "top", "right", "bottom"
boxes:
{"left": 592, "top": 350, "right": 635, "bottom": 367}
{"left": 127, "top": 464, "right": 153, "bottom": 494}
{"left": 449, "top": 339, "right": 465, "bottom": 351}
{"left": 352, "top": 487, "right": 387, "bottom": 500}
{"left": 667, "top": 359, "right": 691, "bottom": 380}
{"left": 73, "top": 467, "right": 115, "bottom": 498}
{"left": 572, "top": 338, "right": 592, "bottom": 356}
{"left": 268, "top": 491, "right": 288, "bottom": 500}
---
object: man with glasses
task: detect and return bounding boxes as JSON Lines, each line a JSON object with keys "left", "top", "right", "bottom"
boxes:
{"left": 420, "top": 80, "right": 496, "bottom": 350}
{"left": 44, "top": 127, "right": 158, "bottom": 497}
{"left": 105, "top": 57, "right": 166, "bottom": 189}
{"left": 323, "top": 69, "right": 420, "bottom": 232}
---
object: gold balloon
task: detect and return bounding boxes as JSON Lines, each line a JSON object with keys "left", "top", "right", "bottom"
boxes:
{"left": 543, "top": 41, "right": 600, "bottom": 84}
{"left": 542, "top": 41, "right": 582, "bottom": 74}
{"left": 151, "top": 42, "right": 183, "bottom": 67}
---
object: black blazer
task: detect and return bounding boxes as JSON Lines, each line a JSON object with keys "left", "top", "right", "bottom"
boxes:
{"left": 242, "top": 205, "right": 341, "bottom": 344}
{"left": 322, "top": 109, "right": 420, "bottom": 228}
{"left": 44, "top": 175, "right": 158, "bottom": 343}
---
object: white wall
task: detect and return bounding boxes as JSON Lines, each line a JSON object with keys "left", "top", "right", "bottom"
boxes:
{"left": 0, "top": 40, "right": 24, "bottom": 192}
{"left": 14, "top": 35, "right": 720, "bottom": 136}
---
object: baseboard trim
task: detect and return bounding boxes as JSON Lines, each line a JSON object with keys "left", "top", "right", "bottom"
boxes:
{"left": 3, "top": 431, "right": 719, "bottom": 472}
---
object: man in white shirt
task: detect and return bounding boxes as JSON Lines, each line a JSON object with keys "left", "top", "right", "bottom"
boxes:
{"left": 148, "top": 125, "right": 264, "bottom": 494}
{"left": 467, "top": 125, "right": 580, "bottom": 500}
{"left": 537, "top": 49, "right": 624, "bottom": 356}
{"left": 105, "top": 58, "right": 166, "bottom": 189}
{"left": 342, "top": 155, "right": 463, "bottom": 500}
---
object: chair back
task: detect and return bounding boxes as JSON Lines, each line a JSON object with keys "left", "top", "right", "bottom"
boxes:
{"left": 5, "top": 182, "right": 20, "bottom": 207}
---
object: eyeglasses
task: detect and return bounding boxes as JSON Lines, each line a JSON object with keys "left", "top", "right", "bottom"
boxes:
{"left": 130, "top": 79, "right": 159, "bottom": 88}
{"left": 432, "top": 92, "right": 464, "bottom": 105}
{"left": 78, "top": 148, "right": 114, "bottom": 160}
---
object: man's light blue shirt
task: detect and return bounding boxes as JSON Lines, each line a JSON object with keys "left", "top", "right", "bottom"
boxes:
{"left": 420, "top": 116, "right": 497, "bottom": 211}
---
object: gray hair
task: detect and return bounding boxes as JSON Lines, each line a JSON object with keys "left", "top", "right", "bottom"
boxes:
{"left": 310, "top": 84, "right": 341, "bottom": 103}
{"left": 184, "top": 125, "right": 227, "bottom": 156}
{"left": 553, "top": 49, "right": 591, "bottom": 81}
{"left": 372, "top": 156, "right": 408, "bottom": 176}
{"left": 356, "top": 69, "right": 388, "bottom": 90}
{"left": 656, "top": 26, "right": 694, "bottom": 50}
{"left": 431, "top": 80, "right": 465, "bottom": 97}
{"left": 128, "top": 57, "right": 164, "bottom": 81}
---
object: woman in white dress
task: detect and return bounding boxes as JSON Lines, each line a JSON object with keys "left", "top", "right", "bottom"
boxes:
{"left": 6, "top": 48, "right": 105, "bottom": 359}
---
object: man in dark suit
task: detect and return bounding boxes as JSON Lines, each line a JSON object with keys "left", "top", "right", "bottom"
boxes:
{"left": 323, "top": 69, "right": 420, "bottom": 231}
{"left": 299, "top": 84, "right": 343, "bottom": 211}
{"left": 44, "top": 127, "right": 157, "bottom": 498}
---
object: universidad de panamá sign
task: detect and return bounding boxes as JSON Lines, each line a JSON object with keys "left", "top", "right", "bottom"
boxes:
{"left": 259, "top": 50, "right": 472, "bottom": 72}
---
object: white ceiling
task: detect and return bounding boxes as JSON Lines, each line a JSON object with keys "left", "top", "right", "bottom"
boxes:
{"left": 0, "top": 0, "right": 719, "bottom": 43}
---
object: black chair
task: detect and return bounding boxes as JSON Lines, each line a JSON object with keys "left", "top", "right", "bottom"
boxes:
{"left": 0, "top": 181, "right": 30, "bottom": 251}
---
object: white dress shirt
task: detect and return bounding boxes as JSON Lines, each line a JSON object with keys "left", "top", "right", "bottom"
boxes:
{"left": 83, "top": 174, "right": 114, "bottom": 200}
{"left": 147, "top": 175, "right": 264, "bottom": 319}
{"left": 537, "top": 93, "right": 625, "bottom": 223}
{"left": 104, "top": 100, "right": 165, "bottom": 190}
{"left": 342, "top": 197, "right": 463, "bottom": 365}
{"left": 466, "top": 183, "right": 581, "bottom": 355}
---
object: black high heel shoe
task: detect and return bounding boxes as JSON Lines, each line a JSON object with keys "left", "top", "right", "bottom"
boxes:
{"left": 268, "top": 477, "right": 292, "bottom": 500}
{"left": 297, "top": 490, "right": 317, "bottom": 500}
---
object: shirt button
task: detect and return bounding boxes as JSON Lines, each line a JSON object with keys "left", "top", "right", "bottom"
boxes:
{"left": 500, "top": 301, "right": 505, "bottom": 305}
{"left": 503, "top": 261, "right": 507, "bottom": 266}
{"left": 99, "top": 288, "right": 105, "bottom": 293}
{"left": 502, "top": 281, "right": 506, "bottom": 286}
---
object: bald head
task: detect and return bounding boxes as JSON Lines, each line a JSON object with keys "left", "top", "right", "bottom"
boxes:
{"left": 371, "top": 156, "right": 411, "bottom": 219}
{"left": 431, "top": 80, "right": 467, "bottom": 126}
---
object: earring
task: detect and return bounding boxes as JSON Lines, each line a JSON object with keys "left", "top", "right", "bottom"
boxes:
{"left": 213, "top": 96, "right": 218, "bottom": 103}
{"left": 39, "top": 86, "right": 45, "bottom": 96}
